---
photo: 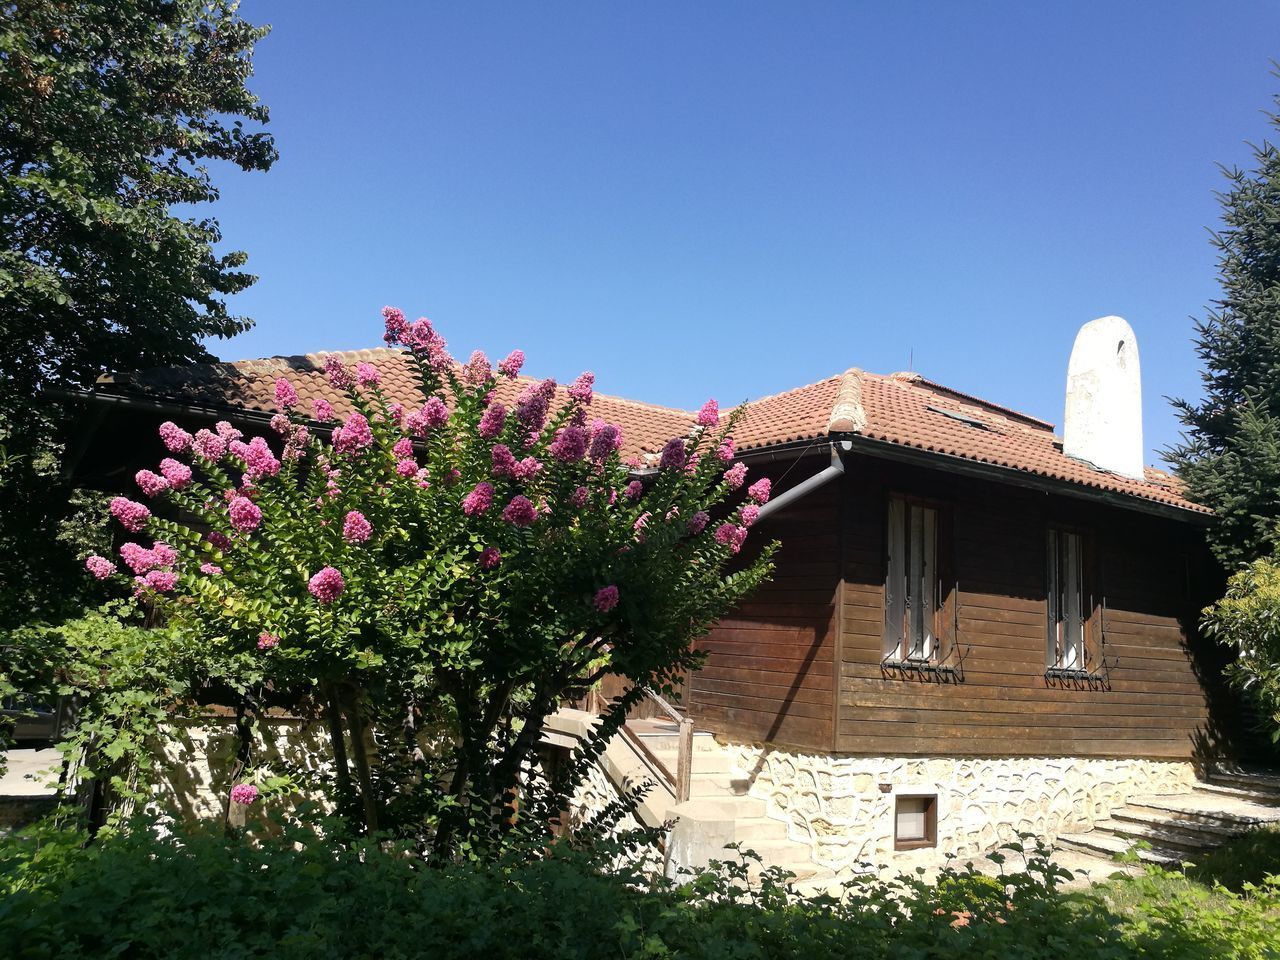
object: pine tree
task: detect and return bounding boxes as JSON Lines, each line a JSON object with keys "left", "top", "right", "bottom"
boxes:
{"left": 1170, "top": 79, "right": 1280, "bottom": 568}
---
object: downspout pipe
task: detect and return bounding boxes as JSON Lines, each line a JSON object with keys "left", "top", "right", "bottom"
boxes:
{"left": 754, "top": 438, "right": 852, "bottom": 524}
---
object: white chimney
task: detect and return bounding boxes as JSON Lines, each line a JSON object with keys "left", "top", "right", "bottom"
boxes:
{"left": 1062, "top": 315, "right": 1145, "bottom": 480}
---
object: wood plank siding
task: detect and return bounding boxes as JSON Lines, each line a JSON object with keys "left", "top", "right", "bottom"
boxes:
{"left": 686, "top": 451, "right": 1229, "bottom": 760}
{"left": 687, "top": 458, "right": 842, "bottom": 751}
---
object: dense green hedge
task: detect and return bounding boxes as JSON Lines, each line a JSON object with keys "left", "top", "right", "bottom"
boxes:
{"left": 1, "top": 818, "right": 1278, "bottom": 959}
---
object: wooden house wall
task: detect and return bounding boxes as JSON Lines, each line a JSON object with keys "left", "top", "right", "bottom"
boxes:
{"left": 837, "top": 457, "right": 1223, "bottom": 760}
{"left": 686, "top": 458, "right": 841, "bottom": 752}
{"left": 685, "top": 451, "right": 1226, "bottom": 761}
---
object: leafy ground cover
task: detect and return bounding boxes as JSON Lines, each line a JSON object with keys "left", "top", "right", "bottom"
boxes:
{"left": 1, "top": 816, "right": 1278, "bottom": 960}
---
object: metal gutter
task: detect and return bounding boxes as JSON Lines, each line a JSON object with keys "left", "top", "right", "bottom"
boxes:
{"left": 753, "top": 440, "right": 852, "bottom": 524}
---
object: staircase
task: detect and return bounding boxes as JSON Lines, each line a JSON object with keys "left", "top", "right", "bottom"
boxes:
{"left": 1056, "top": 768, "right": 1280, "bottom": 868}
{"left": 624, "top": 718, "right": 826, "bottom": 881}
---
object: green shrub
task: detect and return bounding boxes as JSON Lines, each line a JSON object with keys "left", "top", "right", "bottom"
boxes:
{"left": 4, "top": 817, "right": 1280, "bottom": 959}
{"left": 1186, "top": 824, "right": 1280, "bottom": 892}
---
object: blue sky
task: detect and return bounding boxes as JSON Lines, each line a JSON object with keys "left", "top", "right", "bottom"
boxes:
{"left": 211, "top": 2, "right": 1280, "bottom": 464}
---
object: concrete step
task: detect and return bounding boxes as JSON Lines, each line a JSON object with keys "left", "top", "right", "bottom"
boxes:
{"left": 1056, "top": 828, "right": 1186, "bottom": 866}
{"left": 1093, "top": 817, "right": 1217, "bottom": 854}
{"left": 687, "top": 773, "right": 755, "bottom": 798}
{"left": 647, "top": 751, "right": 739, "bottom": 776}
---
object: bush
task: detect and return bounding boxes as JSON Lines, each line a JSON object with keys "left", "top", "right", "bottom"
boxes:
{"left": 3, "top": 818, "right": 1279, "bottom": 959}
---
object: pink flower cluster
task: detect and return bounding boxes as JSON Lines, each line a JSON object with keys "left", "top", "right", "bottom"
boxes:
{"left": 140, "top": 570, "right": 178, "bottom": 593}
{"left": 478, "top": 402, "right": 507, "bottom": 439}
{"left": 229, "top": 496, "right": 262, "bottom": 532}
{"left": 697, "top": 399, "right": 719, "bottom": 427}
{"left": 325, "top": 355, "right": 353, "bottom": 389}
{"left": 567, "top": 372, "right": 594, "bottom": 404}
{"left": 741, "top": 504, "right": 760, "bottom": 527}
{"left": 658, "top": 437, "right": 687, "bottom": 471}
{"left": 570, "top": 486, "right": 589, "bottom": 507}
{"left": 308, "top": 566, "right": 345, "bottom": 603}
{"left": 688, "top": 511, "right": 710, "bottom": 535}
{"left": 463, "top": 482, "right": 494, "bottom": 516}
{"left": 193, "top": 429, "right": 227, "bottom": 462}
{"left": 159, "top": 421, "right": 193, "bottom": 454}
{"left": 390, "top": 314, "right": 452, "bottom": 372}
{"left": 717, "top": 438, "right": 735, "bottom": 462}
{"left": 230, "top": 436, "right": 280, "bottom": 480}
{"left": 135, "top": 469, "right": 169, "bottom": 497}
{"left": 407, "top": 397, "right": 449, "bottom": 436}
{"left": 723, "top": 462, "right": 747, "bottom": 488}
{"left": 120, "top": 541, "right": 177, "bottom": 575}
{"left": 588, "top": 422, "right": 623, "bottom": 462}
{"left": 160, "top": 458, "right": 191, "bottom": 489}
{"left": 200, "top": 563, "right": 222, "bottom": 576}
{"left": 514, "top": 379, "right": 556, "bottom": 441}
{"left": 257, "top": 632, "right": 279, "bottom": 650}
{"left": 623, "top": 480, "right": 643, "bottom": 500}
{"left": 478, "top": 546, "right": 501, "bottom": 569}
{"left": 498, "top": 349, "right": 525, "bottom": 378}
{"left": 229, "top": 783, "right": 259, "bottom": 806}
{"left": 343, "top": 510, "right": 372, "bottom": 543}
{"left": 382, "top": 305, "right": 409, "bottom": 344}
{"left": 313, "top": 398, "right": 335, "bottom": 421}
{"left": 714, "top": 523, "right": 749, "bottom": 554}
{"left": 502, "top": 495, "right": 537, "bottom": 527}
{"left": 747, "top": 478, "right": 771, "bottom": 504}
{"left": 332, "top": 412, "right": 373, "bottom": 454}
{"left": 274, "top": 377, "right": 299, "bottom": 409}
{"left": 110, "top": 497, "right": 151, "bottom": 532}
{"left": 355, "top": 362, "right": 380, "bottom": 386}
{"left": 464, "top": 350, "right": 492, "bottom": 385}
{"left": 549, "top": 425, "right": 588, "bottom": 463}
{"left": 85, "top": 555, "right": 116, "bottom": 580}
{"left": 594, "top": 585, "right": 619, "bottom": 613}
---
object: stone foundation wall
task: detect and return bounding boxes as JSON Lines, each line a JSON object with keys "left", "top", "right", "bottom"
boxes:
{"left": 722, "top": 742, "right": 1198, "bottom": 874}
{"left": 152, "top": 716, "right": 334, "bottom": 824}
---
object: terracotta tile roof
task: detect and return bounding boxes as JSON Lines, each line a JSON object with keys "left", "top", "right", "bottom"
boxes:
{"left": 98, "top": 349, "right": 1208, "bottom": 516}
{"left": 99, "top": 348, "right": 692, "bottom": 461}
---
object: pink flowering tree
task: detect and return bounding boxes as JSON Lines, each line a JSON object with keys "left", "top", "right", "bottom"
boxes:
{"left": 86, "top": 308, "right": 773, "bottom": 857}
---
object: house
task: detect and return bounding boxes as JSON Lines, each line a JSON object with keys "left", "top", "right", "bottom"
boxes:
{"left": 66, "top": 315, "right": 1263, "bottom": 877}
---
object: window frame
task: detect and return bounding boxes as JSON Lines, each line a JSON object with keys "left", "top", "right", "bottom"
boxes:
{"left": 883, "top": 494, "right": 953, "bottom": 665}
{"left": 893, "top": 793, "right": 938, "bottom": 850}
{"left": 1045, "top": 525, "right": 1098, "bottom": 675}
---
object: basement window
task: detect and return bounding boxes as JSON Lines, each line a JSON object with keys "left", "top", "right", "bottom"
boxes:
{"left": 894, "top": 795, "right": 937, "bottom": 850}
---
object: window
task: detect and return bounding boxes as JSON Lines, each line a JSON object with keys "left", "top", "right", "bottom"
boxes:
{"left": 885, "top": 498, "right": 940, "bottom": 662}
{"left": 894, "top": 795, "right": 937, "bottom": 849}
{"left": 1047, "top": 528, "right": 1086, "bottom": 671}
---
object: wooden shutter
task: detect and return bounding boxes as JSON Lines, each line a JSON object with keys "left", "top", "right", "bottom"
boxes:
{"left": 884, "top": 498, "right": 905, "bottom": 659}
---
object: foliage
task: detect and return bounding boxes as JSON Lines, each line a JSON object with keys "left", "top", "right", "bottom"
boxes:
{"left": 0, "top": 0, "right": 276, "bottom": 629}
{"left": 1186, "top": 824, "right": 1280, "bottom": 893}
{"left": 1201, "top": 554, "right": 1280, "bottom": 736}
{"left": 3, "top": 818, "right": 1280, "bottom": 960}
{"left": 75, "top": 310, "right": 774, "bottom": 855}
{"left": 1167, "top": 73, "right": 1280, "bottom": 568}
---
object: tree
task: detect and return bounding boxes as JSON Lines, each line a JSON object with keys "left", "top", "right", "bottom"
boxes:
{"left": 0, "top": 0, "right": 276, "bottom": 629}
{"left": 71, "top": 309, "right": 775, "bottom": 857}
{"left": 1168, "top": 77, "right": 1280, "bottom": 569}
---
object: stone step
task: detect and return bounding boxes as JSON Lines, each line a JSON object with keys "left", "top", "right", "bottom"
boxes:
{"left": 1207, "top": 771, "right": 1280, "bottom": 797}
{"left": 1129, "top": 795, "right": 1280, "bottom": 828}
{"left": 1092, "top": 817, "right": 1217, "bottom": 854}
{"left": 732, "top": 816, "right": 792, "bottom": 844}
{"left": 1192, "top": 781, "right": 1280, "bottom": 806}
{"left": 1056, "top": 828, "right": 1186, "bottom": 866}
{"left": 647, "top": 751, "right": 739, "bottom": 776}
{"left": 1111, "top": 807, "right": 1249, "bottom": 843}
{"left": 687, "top": 773, "right": 754, "bottom": 798}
